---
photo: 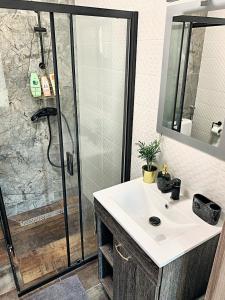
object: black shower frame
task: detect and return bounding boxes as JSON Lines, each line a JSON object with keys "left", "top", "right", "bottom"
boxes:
{"left": 0, "top": 0, "right": 138, "bottom": 297}
{"left": 171, "top": 15, "right": 225, "bottom": 131}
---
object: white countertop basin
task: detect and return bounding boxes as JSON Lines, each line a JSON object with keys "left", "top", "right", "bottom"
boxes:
{"left": 93, "top": 178, "right": 223, "bottom": 267}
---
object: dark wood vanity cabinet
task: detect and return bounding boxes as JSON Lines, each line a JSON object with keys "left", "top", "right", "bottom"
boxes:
{"left": 95, "top": 199, "right": 219, "bottom": 300}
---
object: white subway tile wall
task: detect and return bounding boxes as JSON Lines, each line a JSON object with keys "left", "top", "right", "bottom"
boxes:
{"left": 74, "top": 15, "right": 128, "bottom": 201}
{"left": 75, "top": 0, "right": 225, "bottom": 210}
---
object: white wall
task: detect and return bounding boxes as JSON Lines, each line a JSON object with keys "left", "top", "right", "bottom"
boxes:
{"left": 75, "top": 0, "right": 225, "bottom": 211}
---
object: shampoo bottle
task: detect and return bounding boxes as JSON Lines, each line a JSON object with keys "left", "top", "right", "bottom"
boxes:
{"left": 49, "top": 73, "right": 56, "bottom": 96}
{"left": 41, "top": 76, "right": 51, "bottom": 97}
{"left": 30, "top": 73, "right": 42, "bottom": 98}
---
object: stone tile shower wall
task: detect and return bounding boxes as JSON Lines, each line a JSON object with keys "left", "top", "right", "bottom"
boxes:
{"left": 0, "top": 7, "right": 76, "bottom": 217}
{"left": 75, "top": 0, "right": 225, "bottom": 211}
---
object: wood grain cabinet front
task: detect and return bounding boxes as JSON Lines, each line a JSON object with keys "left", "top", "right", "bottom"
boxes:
{"left": 113, "top": 240, "right": 159, "bottom": 300}
{"left": 113, "top": 241, "right": 136, "bottom": 300}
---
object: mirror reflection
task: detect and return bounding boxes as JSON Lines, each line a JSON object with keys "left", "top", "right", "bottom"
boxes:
{"left": 163, "top": 10, "right": 225, "bottom": 147}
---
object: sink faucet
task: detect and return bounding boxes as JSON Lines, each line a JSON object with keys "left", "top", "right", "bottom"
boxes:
{"left": 157, "top": 177, "right": 181, "bottom": 200}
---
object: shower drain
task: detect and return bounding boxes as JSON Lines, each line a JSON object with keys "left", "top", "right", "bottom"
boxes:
{"left": 19, "top": 209, "right": 64, "bottom": 227}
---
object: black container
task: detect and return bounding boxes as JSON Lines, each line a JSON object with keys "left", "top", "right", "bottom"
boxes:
{"left": 171, "top": 179, "right": 181, "bottom": 200}
{"left": 192, "top": 194, "right": 221, "bottom": 225}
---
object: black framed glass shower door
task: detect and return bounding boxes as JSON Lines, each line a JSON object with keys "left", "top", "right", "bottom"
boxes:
{"left": 0, "top": 1, "right": 138, "bottom": 296}
{"left": 0, "top": 8, "right": 79, "bottom": 294}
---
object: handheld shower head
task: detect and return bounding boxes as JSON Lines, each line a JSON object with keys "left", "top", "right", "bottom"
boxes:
{"left": 31, "top": 106, "right": 74, "bottom": 172}
{"left": 31, "top": 107, "right": 57, "bottom": 122}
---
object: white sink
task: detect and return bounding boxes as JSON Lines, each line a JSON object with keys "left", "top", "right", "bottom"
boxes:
{"left": 94, "top": 178, "right": 223, "bottom": 267}
{"left": 112, "top": 180, "right": 196, "bottom": 244}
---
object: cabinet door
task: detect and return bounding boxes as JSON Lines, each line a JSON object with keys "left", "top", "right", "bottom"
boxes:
{"left": 114, "top": 240, "right": 158, "bottom": 300}
{"left": 114, "top": 240, "right": 136, "bottom": 300}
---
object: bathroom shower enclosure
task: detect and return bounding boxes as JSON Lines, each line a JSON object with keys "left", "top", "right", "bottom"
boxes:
{"left": 0, "top": 0, "right": 137, "bottom": 296}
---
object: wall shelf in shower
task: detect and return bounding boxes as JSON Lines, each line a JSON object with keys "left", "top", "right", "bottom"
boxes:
{"left": 33, "top": 96, "right": 56, "bottom": 101}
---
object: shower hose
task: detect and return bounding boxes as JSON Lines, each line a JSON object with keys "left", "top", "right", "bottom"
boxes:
{"left": 46, "top": 113, "right": 75, "bottom": 168}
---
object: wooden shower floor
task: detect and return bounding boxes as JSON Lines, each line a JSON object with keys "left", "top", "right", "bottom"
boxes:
{"left": 0, "top": 196, "right": 97, "bottom": 292}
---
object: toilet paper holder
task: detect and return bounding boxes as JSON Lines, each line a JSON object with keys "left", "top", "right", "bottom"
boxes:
{"left": 211, "top": 121, "right": 223, "bottom": 136}
{"left": 212, "top": 121, "right": 222, "bottom": 128}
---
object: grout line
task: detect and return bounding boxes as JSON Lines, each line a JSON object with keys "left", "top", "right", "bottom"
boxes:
{"left": 86, "top": 283, "right": 102, "bottom": 293}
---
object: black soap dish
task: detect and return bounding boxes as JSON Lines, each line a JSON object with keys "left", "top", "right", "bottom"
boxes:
{"left": 192, "top": 194, "right": 221, "bottom": 225}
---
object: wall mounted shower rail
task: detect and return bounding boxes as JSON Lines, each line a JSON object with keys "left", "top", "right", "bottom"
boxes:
{"left": 34, "top": 11, "right": 46, "bottom": 69}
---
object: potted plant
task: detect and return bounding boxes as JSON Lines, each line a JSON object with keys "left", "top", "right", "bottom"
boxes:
{"left": 136, "top": 139, "right": 161, "bottom": 184}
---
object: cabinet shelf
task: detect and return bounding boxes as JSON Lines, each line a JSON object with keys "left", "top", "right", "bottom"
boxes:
{"left": 100, "top": 243, "right": 113, "bottom": 267}
{"left": 97, "top": 219, "right": 114, "bottom": 298}
{"left": 100, "top": 276, "right": 113, "bottom": 299}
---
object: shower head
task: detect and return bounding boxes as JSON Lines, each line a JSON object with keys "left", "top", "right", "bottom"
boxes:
{"left": 31, "top": 107, "right": 57, "bottom": 122}
{"left": 31, "top": 106, "right": 75, "bottom": 172}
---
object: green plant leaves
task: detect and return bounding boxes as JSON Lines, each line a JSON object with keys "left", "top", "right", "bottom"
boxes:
{"left": 136, "top": 139, "right": 161, "bottom": 171}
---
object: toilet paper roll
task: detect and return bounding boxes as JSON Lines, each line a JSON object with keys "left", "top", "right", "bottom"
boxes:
{"left": 181, "top": 118, "right": 192, "bottom": 136}
{"left": 211, "top": 125, "right": 222, "bottom": 136}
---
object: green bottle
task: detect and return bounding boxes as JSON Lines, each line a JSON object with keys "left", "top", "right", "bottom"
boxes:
{"left": 30, "top": 73, "right": 42, "bottom": 98}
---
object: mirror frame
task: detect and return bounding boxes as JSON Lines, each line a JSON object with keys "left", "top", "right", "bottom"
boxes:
{"left": 157, "top": 0, "right": 225, "bottom": 160}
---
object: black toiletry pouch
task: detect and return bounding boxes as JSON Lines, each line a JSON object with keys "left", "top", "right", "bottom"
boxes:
{"left": 192, "top": 194, "right": 221, "bottom": 225}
